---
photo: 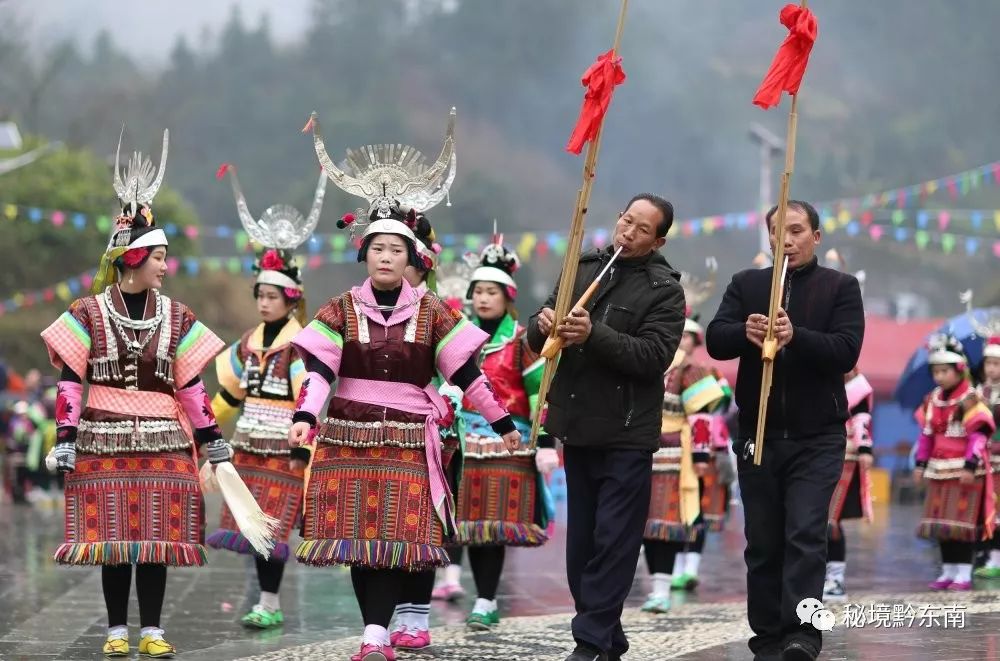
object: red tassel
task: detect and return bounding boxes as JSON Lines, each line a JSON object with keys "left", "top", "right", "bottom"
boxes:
{"left": 566, "top": 49, "right": 626, "bottom": 155}
{"left": 752, "top": 4, "right": 818, "bottom": 110}
{"left": 302, "top": 115, "right": 316, "bottom": 133}
{"left": 216, "top": 163, "right": 232, "bottom": 180}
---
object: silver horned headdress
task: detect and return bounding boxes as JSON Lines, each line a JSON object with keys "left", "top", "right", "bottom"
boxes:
{"left": 304, "top": 107, "right": 457, "bottom": 238}
{"left": 216, "top": 163, "right": 326, "bottom": 252}
{"left": 113, "top": 125, "right": 169, "bottom": 218}
{"left": 960, "top": 290, "right": 1000, "bottom": 358}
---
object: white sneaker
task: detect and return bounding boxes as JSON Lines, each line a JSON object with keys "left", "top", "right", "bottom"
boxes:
{"left": 823, "top": 579, "right": 847, "bottom": 602}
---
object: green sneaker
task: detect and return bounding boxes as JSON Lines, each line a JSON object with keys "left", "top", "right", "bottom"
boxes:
{"left": 640, "top": 595, "right": 672, "bottom": 613}
{"left": 974, "top": 566, "right": 1000, "bottom": 579}
{"left": 466, "top": 609, "right": 500, "bottom": 631}
{"left": 672, "top": 573, "right": 699, "bottom": 590}
{"left": 241, "top": 605, "right": 284, "bottom": 629}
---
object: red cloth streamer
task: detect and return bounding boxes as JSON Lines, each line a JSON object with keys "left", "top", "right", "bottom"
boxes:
{"left": 752, "top": 4, "right": 818, "bottom": 110}
{"left": 216, "top": 163, "right": 232, "bottom": 180}
{"left": 565, "top": 49, "right": 626, "bottom": 155}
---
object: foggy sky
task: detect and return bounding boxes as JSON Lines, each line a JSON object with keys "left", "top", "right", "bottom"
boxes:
{"left": 16, "top": 0, "right": 312, "bottom": 61}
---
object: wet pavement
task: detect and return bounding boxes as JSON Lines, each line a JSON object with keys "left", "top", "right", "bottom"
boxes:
{"left": 2, "top": 491, "right": 1000, "bottom": 660}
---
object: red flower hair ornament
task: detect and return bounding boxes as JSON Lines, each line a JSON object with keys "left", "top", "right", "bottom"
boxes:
{"left": 121, "top": 247, "right": 151, "bottom": 269}
{"left": 259, "top": 249, "right": 285, "bottom": 271}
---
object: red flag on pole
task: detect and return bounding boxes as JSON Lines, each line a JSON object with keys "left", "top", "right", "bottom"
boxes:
{"left": 565, "top": 49, "right": 626, "bottom": 154}
{"left": 752, "top": 4, "right": 818, "bottom": 110}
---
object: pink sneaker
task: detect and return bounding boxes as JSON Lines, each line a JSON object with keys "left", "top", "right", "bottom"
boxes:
{"left": 351, "top": 643, "right": 395, "bottom": 661}
{"left": 431, "top": 583, "right": 465, "bottom": 601}
{"left": 928, "top": 578, "right": 953, "bottom": 590}
{"left": 948, "top": 580, "right": 973, "bottom": 591}
{"left": 395, "top": 629, "right": 431, "bottom": 650}
{"left": 389, "top": 628, "right": 405, "bottom": 647}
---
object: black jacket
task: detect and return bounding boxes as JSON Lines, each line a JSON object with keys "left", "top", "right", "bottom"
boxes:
{"left": 706, "top": 257, "right": 865, "bottom": 441}
{"left": 527, "top": 247, "right": 685, "bottom": 451}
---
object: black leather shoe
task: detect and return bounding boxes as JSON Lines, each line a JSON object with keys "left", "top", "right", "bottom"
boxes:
{"left": 752, "top": 642, "right": 783, "bottom": 661}
{"left": 781, "top": 640, "right": 819, "bottom": 661}
{"left": 566, "top": 643, "right": 608, "bottom": 661}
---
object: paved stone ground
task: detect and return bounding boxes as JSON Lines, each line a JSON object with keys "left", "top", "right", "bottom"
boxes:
{"left": 2, "top": 494, "right": 1000, "bottom": 660}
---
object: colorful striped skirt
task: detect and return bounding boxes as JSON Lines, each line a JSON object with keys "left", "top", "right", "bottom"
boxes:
{"left": 454, "top": 454, "right": 547, "bottom": 547}
{"left": 917, "top": 476, "right": 987, "bottom": 543}
{"left": 206, "top": 450, "right": 304, "bottom": 562}
{"left": 700, "top": 458, "right": 730, "bottom": 533}
{"left": 828, "top": 456, "right": 872, "bottom": 538}
{"left": 57, "top": 450, "right": 205, "bottom": 566}
{"left": 296, "top": 443, "right": 448, "bottom": 570}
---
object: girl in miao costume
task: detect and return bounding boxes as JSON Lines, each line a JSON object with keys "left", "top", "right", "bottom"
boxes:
{"left": 40, "top": 128, "right": 234, "bottom": 658}
{"left": 436, "top": 228, "right": 558, "bottom": 632}
{"left": 293, "top": 109, "right": 520, "bottom": 661}
{"left": 962, "top": 296, "right": 1000, "bottom": 579}
{"left": 207, "top": 164, "right": 327, "bottom": 628}
{"left": 914, "top": 334, "right": 996, "bottom": 591}
{"left": 822, "top": 367, "right": 875, "bottom": 601}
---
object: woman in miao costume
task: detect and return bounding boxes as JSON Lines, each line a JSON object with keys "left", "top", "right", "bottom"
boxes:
{"left": 207, "top": 163, "right": 327, "bottom": 628}
{"left": 913, "top": 333, "right": 996, "bottom": 591}
{"left": 669, "top": 263, "right": 736, "bottom": 594}
{"left": 641, "top": 301, "right": 727, "bottom": 614}
{"left": 39, "top": 129, "right": 234, "bottom": 658}
{"left": 434, "top": 228, "right": 558, "bottom": 632}
{"left": 389, "top": 193, "right": 466, "bottom": 651}
{"left": 961, "top": 296, "right": 1000, "bottom": 579}
{"left": 292, "top": 109, "right": 520, "bottom": 661}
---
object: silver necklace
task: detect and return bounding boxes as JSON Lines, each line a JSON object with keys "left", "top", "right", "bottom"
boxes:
{"left": 106, "top": 288, "right": 163, "bottom": 356}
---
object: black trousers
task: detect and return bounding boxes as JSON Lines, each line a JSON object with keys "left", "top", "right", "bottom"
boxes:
{"left": 564, "top": 445, "right": 652, "bottom": 656}
{"left": 351, "top": 568, "right": 404, "bottom": 627}
{"left": 255, "top": 557, "right": 285, "bottom": 594}
{"left": 737, "top": 434, "right": 844, "bottom": 656}
{"left": 102, "top": 564, "right": 167, "bottom": 628}
{"left": 940, "top": 540, "right": 974, "bottom": 564}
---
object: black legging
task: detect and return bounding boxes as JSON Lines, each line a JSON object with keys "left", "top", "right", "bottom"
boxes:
{"left": 351, "top": 568, "right": 405, "bottom": 627}
{"left": 643, "top": 540, "right": 683, "bottom": 575}
{"left": 102, "top": 564, "right": 167, "bottom": 627}
{"left": 255, "top": 557, "right": 285, "bottom": 594}
{"left": 688, "top": 527, "right": 706, "bottom": 554}
{"left": 469, "top": 546, "right": 505, "bottom": 601}
{"left": 399, "top": 569, "right": 436, "bottom": 606}
{"left": 827, "top": 522, "right": 846, "bottom": 562}
{"left": 940, "top": 540, "right": 974, "bottom": 564}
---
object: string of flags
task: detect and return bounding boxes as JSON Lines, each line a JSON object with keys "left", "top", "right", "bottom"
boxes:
{"left": 5, "top": 218, "right": 999, "bottom": 318}
{"left": 4, "top": 157, "right": 1000, "bottom": 247}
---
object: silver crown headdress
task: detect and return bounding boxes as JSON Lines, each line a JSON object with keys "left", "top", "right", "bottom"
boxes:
{"left": 113, "top": 125, "right": 169, "bottom": 220}
{"left": 467, "top": 221, "right": 520, "bottom": 299}
{"left": 304, "top": 107, "right": 457, "bottom": 238}
{"left": 437, "top": 251, "right": 481, "bottom": 313}
{"left": 217, "top": 163, "right": 326, "bottom": 252}
{"left": 679, "top": 257, "right": 718, "bottom": 337}
{"left": 960, "top": 290, "right": 1000, "bottom": 359}
{"left": 927, "top": 332, "right": 967, "bottom": 366}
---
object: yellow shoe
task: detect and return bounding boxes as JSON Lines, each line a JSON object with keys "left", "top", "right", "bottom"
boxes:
{"left": 102, "top": 636, "right": 129, "bottom": 657}
{"left": 139, "top": 635, "right": 176, "bottom": 658}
